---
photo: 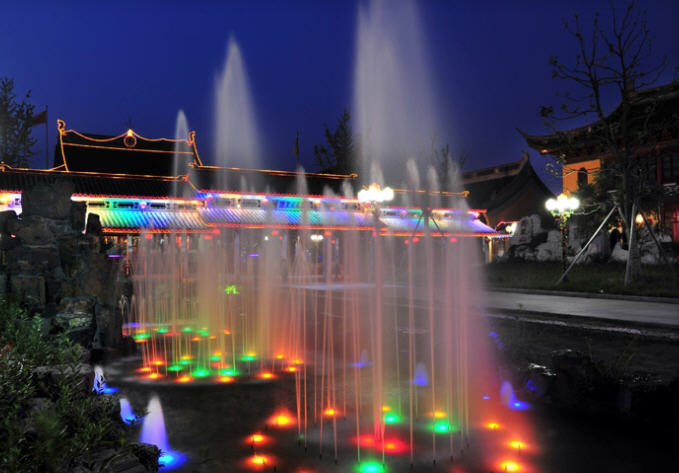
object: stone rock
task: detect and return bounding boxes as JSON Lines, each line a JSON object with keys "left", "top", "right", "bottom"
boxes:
{"left": 14, "top": 215, "right": 56, "bottom": 246}
{"left": 610, "top": 242, "right": 628, "bottom": 263}
{"left": 535, "top": 230, "right": 562, "bottom": 262}
{"left": 524, "top": 363, "right": 556, "bottom": 400}
{"left": 10, "top": 275, "right": 46, "bottom": 307}
{"left": 70, "top": 201, "right": 87, "bottom": 232}
{"left": 21, "top": 182, "right": 74, "bottom": 220}
{"left": 0, "top": 209, "right": 18, "bottom": 234}
{"left": 86, "top": 213, "right": 103, "bottom": 236}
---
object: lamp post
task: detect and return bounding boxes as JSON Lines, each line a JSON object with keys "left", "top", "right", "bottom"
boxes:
{"left": 546, "top": 193, "right": 580, "bottom": 277}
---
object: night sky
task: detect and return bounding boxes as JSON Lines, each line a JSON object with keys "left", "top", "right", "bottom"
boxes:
{"left": 2, "top": 0, "right": 677, "bottom": 192}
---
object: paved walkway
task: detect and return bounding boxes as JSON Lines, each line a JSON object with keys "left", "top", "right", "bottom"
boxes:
{"left": 485, "top": 290, "right": 679, "bottom": 328}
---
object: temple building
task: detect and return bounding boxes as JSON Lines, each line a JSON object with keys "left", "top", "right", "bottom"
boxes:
{"left": 0, "top": 119, "right": 499, "bottom": 244}
{"left": 520, "top": 81, "right": 679, "bottom": 242}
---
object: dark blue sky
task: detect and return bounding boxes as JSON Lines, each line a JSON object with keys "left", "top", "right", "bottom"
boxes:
{"left": 2, "top": 0, "right": 677, "bottom": 192}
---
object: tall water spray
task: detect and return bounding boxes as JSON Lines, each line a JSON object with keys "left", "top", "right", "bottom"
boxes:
{"left": 353, "top": 0, "right": 443, "bottom": 184}
{"left": 215, "top": 37, "right": 261, "bottom": 169}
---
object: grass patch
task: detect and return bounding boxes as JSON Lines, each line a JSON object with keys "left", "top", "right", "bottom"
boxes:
{"left": 485, "top": 262, "right": 679, "bottom": 298}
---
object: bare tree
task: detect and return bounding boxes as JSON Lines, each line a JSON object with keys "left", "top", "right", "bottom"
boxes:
{"left": 540, "top": 1, "right": 673, "bottom": 283}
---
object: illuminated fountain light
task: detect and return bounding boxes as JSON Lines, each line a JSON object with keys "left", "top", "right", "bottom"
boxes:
{"left": 500, "top": 461, "right": 520, "bottom": 471}
{"left": 119, "top": 397, "right": 139, "bottom": 425}
{"left": 140, "top": 395, "right": 187, "bottom": 470}
{"left": 355, "top": 460, "right": 386, "bottom": 473}
{"left": 411, "top": 362, "right": 428, "bottom": 386}
{"left": 92, "top": 365, "right": 118, "bottom": 394}
{"left": 352, "top": 349, "right": 372, "bottom": 368}
{"left": 269, "top": 411, "right": 295, "bottom": 427}
{"left": 383, "top": 412, "right": 401, "bottom": 425}
{"left": 500, "top": 381, "right": 531, "bottom": 410}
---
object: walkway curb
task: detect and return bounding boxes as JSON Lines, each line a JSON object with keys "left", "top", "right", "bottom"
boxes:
{"left": 488, "top": 287, "right": 679, "bottom": 304}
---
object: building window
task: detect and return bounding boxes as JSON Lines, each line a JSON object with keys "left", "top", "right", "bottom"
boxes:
{"left": 662, "top": 153, "right": 679, "bottom": 182}
{"left": 577, "top": 167, "right": 588, "bottom": 189}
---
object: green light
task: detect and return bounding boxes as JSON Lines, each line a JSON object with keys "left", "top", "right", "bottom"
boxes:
{"left": 241, "top": 354, "right": 257, "bottom": 362}
{"left": 157, "top": 327, "right": 169, "bottom": 334}
{"left": 383, "top": 413, "right": 401, "bottom": 424}
{"left": 356, "top": 461, "right": 386, "bottom": 473}
{"left": 192, "top": 369, "right": 211, "bottom": 378}
{"left": 219, "top": 368, "right": 239, "bottom": 377}
{"left": 167, "top": 365, "right": 182, "bottom": 372}
{"left": 198, "top": 329, "right": 210, "bottom": 337}
{"left": 224, "top": 284, "right": 240, "bottom": 295}
{"left": 210, "top": 355, "right": 220, "bottom": 361}
{"left": 133, "top": 333, "right": 150, "bottom": 340}
{"left": 179, "top": 359, "right": 193, "bottom": 366}
{"left": 431, "top": 420, "right": 454, "bottom": 433}
{"left": 181, "top": 327, "right": 193, "bottom": 332}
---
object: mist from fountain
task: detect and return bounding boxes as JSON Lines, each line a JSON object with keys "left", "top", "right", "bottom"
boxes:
{"left": 215, "top": 36, "right": 261, "bottom": 169}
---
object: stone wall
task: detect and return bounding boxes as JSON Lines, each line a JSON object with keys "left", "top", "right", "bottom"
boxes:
{"left": 0, "top": 182, "right": 122, "bottom": 351}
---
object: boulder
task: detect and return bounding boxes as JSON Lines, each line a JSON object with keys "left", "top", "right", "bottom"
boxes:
{"left": 21, "top": 182, "right": 74, "bottom": 220}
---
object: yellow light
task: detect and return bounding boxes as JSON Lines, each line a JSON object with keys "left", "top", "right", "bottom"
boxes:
{"left": 218, "top": 376, "right": 233, "bottom": 383}
{"left": 509, "top": 440, "right": 525, "bottom": 450}
{"left": 487, "top": 422, "right": 500, "bottom": 430}
{"left": 276, "top": 354, "right": 284, "bottom": 360}
{"left": 223, "top": 329, "right": 231, "bottom": 335}
{"left": 247, "top": 351, "right": 256, "bottom": 357}
{"left": 181, "top": 355, "right": 192, "bottom": 360}
{"left": 635, "top": 213, "right": 644, "bottom": 225}
{"left": 501, "top": 461, "right": 519, "bottom": 471}
{"left": 177, "top": 376, "right": 192, "bottom": 383}
{"left": 138, "top": 367, "right": 151, "bottom": 373}
{"left": 433, "top": 411, "right": 446, "bottom": 418}
{"left": 148, "top": 372, "right": 161, "bottom": 380}
{"left": 213, "top": 351, "right": 222, "bottom": 357}
{"left": 209, "top": 335, "right": 217, "bottom": 340}
{"left": 250, "top": 434, "right": 265, "bottom": 444}
{"left": 152, "top": 360, "right": 164, "bottom": 366}
{"left": 382, "top": 405, "right": 391, "bottom": 412}
{"left": 293, "top": 359, "right": 303, "bottom": 365}
{"left": 250, "top": 455, "right": 268, "bottom": 466}
{"left": 259, "top": 372, "right": 275, "bottom": 380}
{"left": 285, "top": 366, "right": 297, "bottom": 373}
{"left": 271, "top": 413, "right": 293, "bottom": 427}
{"left": 323, "top": 408, "right": 337, "bottom": 417}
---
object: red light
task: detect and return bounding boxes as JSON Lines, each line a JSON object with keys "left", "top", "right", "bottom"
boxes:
{"left": 324, "top": 231, "right": 332, "bottom": 236}
{"left": 450, "top": 237, "right": 457, "bottom": 243}
{"left": 404, "top": 240, "right": 409, "bottom": 245}
{"left": 270, "top": 411, "right": 294, "bottom": 427}
{"left": 250, "top": 433, "right": 266, "bottom": 444}
{"left": 272, "top": 230, "right": 279, "bottom": 235}
{"left": 144, "top": 234, "right": 153, "bottom": 240}
{"left": 412, "top": 237, "right": 420, "bottom": 243}
{"left": 331, "top": 239, "right": 336, "bottom": 244}
{"left": 204, "top": 235, "right": 213, "bottom": 240}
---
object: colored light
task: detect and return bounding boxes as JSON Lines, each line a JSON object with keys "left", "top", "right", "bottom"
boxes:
{"left": 293, "top": 359, "right": 303, "bottom": 365}
{"left": 210, "top": 355, "right": 221, "bottom": 361}
{"left": 383, "top": 413, "right": 401, "bottom": 424}
{"left": 158, "top": 450, "right": 187, "bottom": 471}
{"left": 241, "top": 353, "right": 257, "bottom": 362}
{"left": 167, "top": 365, "right": 182, "bottom": 372}
{"left": 223, "top": 329, "right": 231, "bottom": 335}
{"left": 179, "top": 359, "right": 193, "bottom": 366}
{"left": 381, "top": 405, "right": 390, "bottom": 412}
{"left": 356, "top": 460, "right": 385, "bottom": 473}
{"left": 192, "top": 369, "right": 210, "bottom": 378}
{"left": 276, "top": 354, "right": 284, "bottom": 359}
{"left": 191, "top": 336, "right": 201, "bottom": 342}
{"left": 509, "top": 400, "right": 530, "bottom": 410}
{"left": 220, "top": 368, "right": 239, "bottom": 377}
{"left": 147, "top": 373, "right": 162, "bottom": 380}
{"left": 432, "top": 411, "right": 446, "bottom": 418}
{"left": 157, "top": 327, "right": 169, "bottom": 334}
{"left": 133, "top": 333, "right": 150, "bottom": 340}
{"left": 258, "top": 372, "right": 275, "bottom": 380}
{"left": 152, "top": 360, "right": 164, "bottom": 366}
{"left": 177, "top": 376, "right": 192, "bottom": 383}
{"left": 487, "top": 422, "right": 500, "bottom": 430}
{"left": 432, "top": 421, "right": 452, "bottom": 433}
{"left": 285, "top": 366, "right": 297, "bottom": 373}
{"left": 218, "top": 376, "right": 233, "bottom": 383}
{"left": 323, "top": 408, "right": 338, "bottom": 417}
{"left": 181, "top": 327, "right": 193, "bottom": 332}
{"left": 482, "top": 395, "right": 491, "bottom": 400}
{"left": 501, "top": 461, "right": 519, "bottom": 471}
{"left": 271, "top": 413, "right": 293, "bottom": 427}
{"left": 250, "top": 434, "right": 265, "bottom": 444}
{"left": 509, "top": 440, "right": 525, "bottom": 450}
{"left": 249, "top": 455, "right": 269, "bottom": 467}
{"left": 138, "top": 367, "right": 152, "bottom": 373}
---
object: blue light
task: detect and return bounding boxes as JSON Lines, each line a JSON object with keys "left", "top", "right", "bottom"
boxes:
{"left": 509, "top": 401, "right": 530, "bottom": 411}
{"left": 103, "top": 386, "right": 119, "bottom": 395}
{"left": 248, "top": 253, "right": 259, "bottom": 258}
{"left": 158, "top": 450, "right": 187, "bottom": 471}
{"left": 482, "top": 395, "right": 491, "bottom": 400}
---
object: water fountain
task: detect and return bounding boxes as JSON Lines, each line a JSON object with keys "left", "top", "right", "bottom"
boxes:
{"left": 140, "top": 395, "right": 187, "bottom": 470}
{"left": 118, "top": 2, "right": 537, "bottom": 471}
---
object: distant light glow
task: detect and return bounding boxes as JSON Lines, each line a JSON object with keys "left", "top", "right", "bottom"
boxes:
{"left": 218, "top": 376, "right": 233, "bottom": 383}
{"left": 383, "top": 413, "right": 401, "bottom": 424}
{"left": 509, "top": 440, "right": 525, "bottom": 450}
{"left": 249, "top": 454, "right": 269, "bottom": 467}
{"left": 241, "top": 352, "right": 257, "bottom": 362}
{"left": 487, "top": 422, "right": 500, "bottom": 430}
{"left": 500, "top": 461, "right": 519, "bottom": 471}
{"left": 250, "top": 433, "right": 265, "bottom": 444}
{"left": 432, "top": 411, "right": 446, "bottom": 419}
{"left": 356, "top": 460, "right": 386, "bottom": 473}
{"left": 158, "top": 450, "right": 187, "bottom": 471}
{"left": 258, "top": 372, "right": 275, "bottom": 380}
{"left": 323, "top": 408, "right": 338, "bottom": 417}
{"left": 270, "top": 412, "right": 294, "bottom": 427}
{"left": 177, "top": 376, "right": 192, "bottom": 383}
{"left": 191, "top": 369, "right": 210, "bottom": 378}
{"left": 482, "top": 395, "right": 491, "bottom": 400}
{"left": 167, "top": 365, "right": 182, "bottom": 372}
{"left": 220, "top": 368, "right": 239, "bottom": 377}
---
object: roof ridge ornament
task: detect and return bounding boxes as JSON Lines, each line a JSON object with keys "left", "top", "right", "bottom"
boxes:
{"left": 124, "top": 129, "right": 137, "bottom": 148}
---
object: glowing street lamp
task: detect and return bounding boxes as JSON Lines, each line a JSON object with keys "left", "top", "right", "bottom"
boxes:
{"left": 357, "top": 183, "right": 394, "bottom": 204}
{"left": 545, "top": 193, "right": 580, "bottom": 276}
